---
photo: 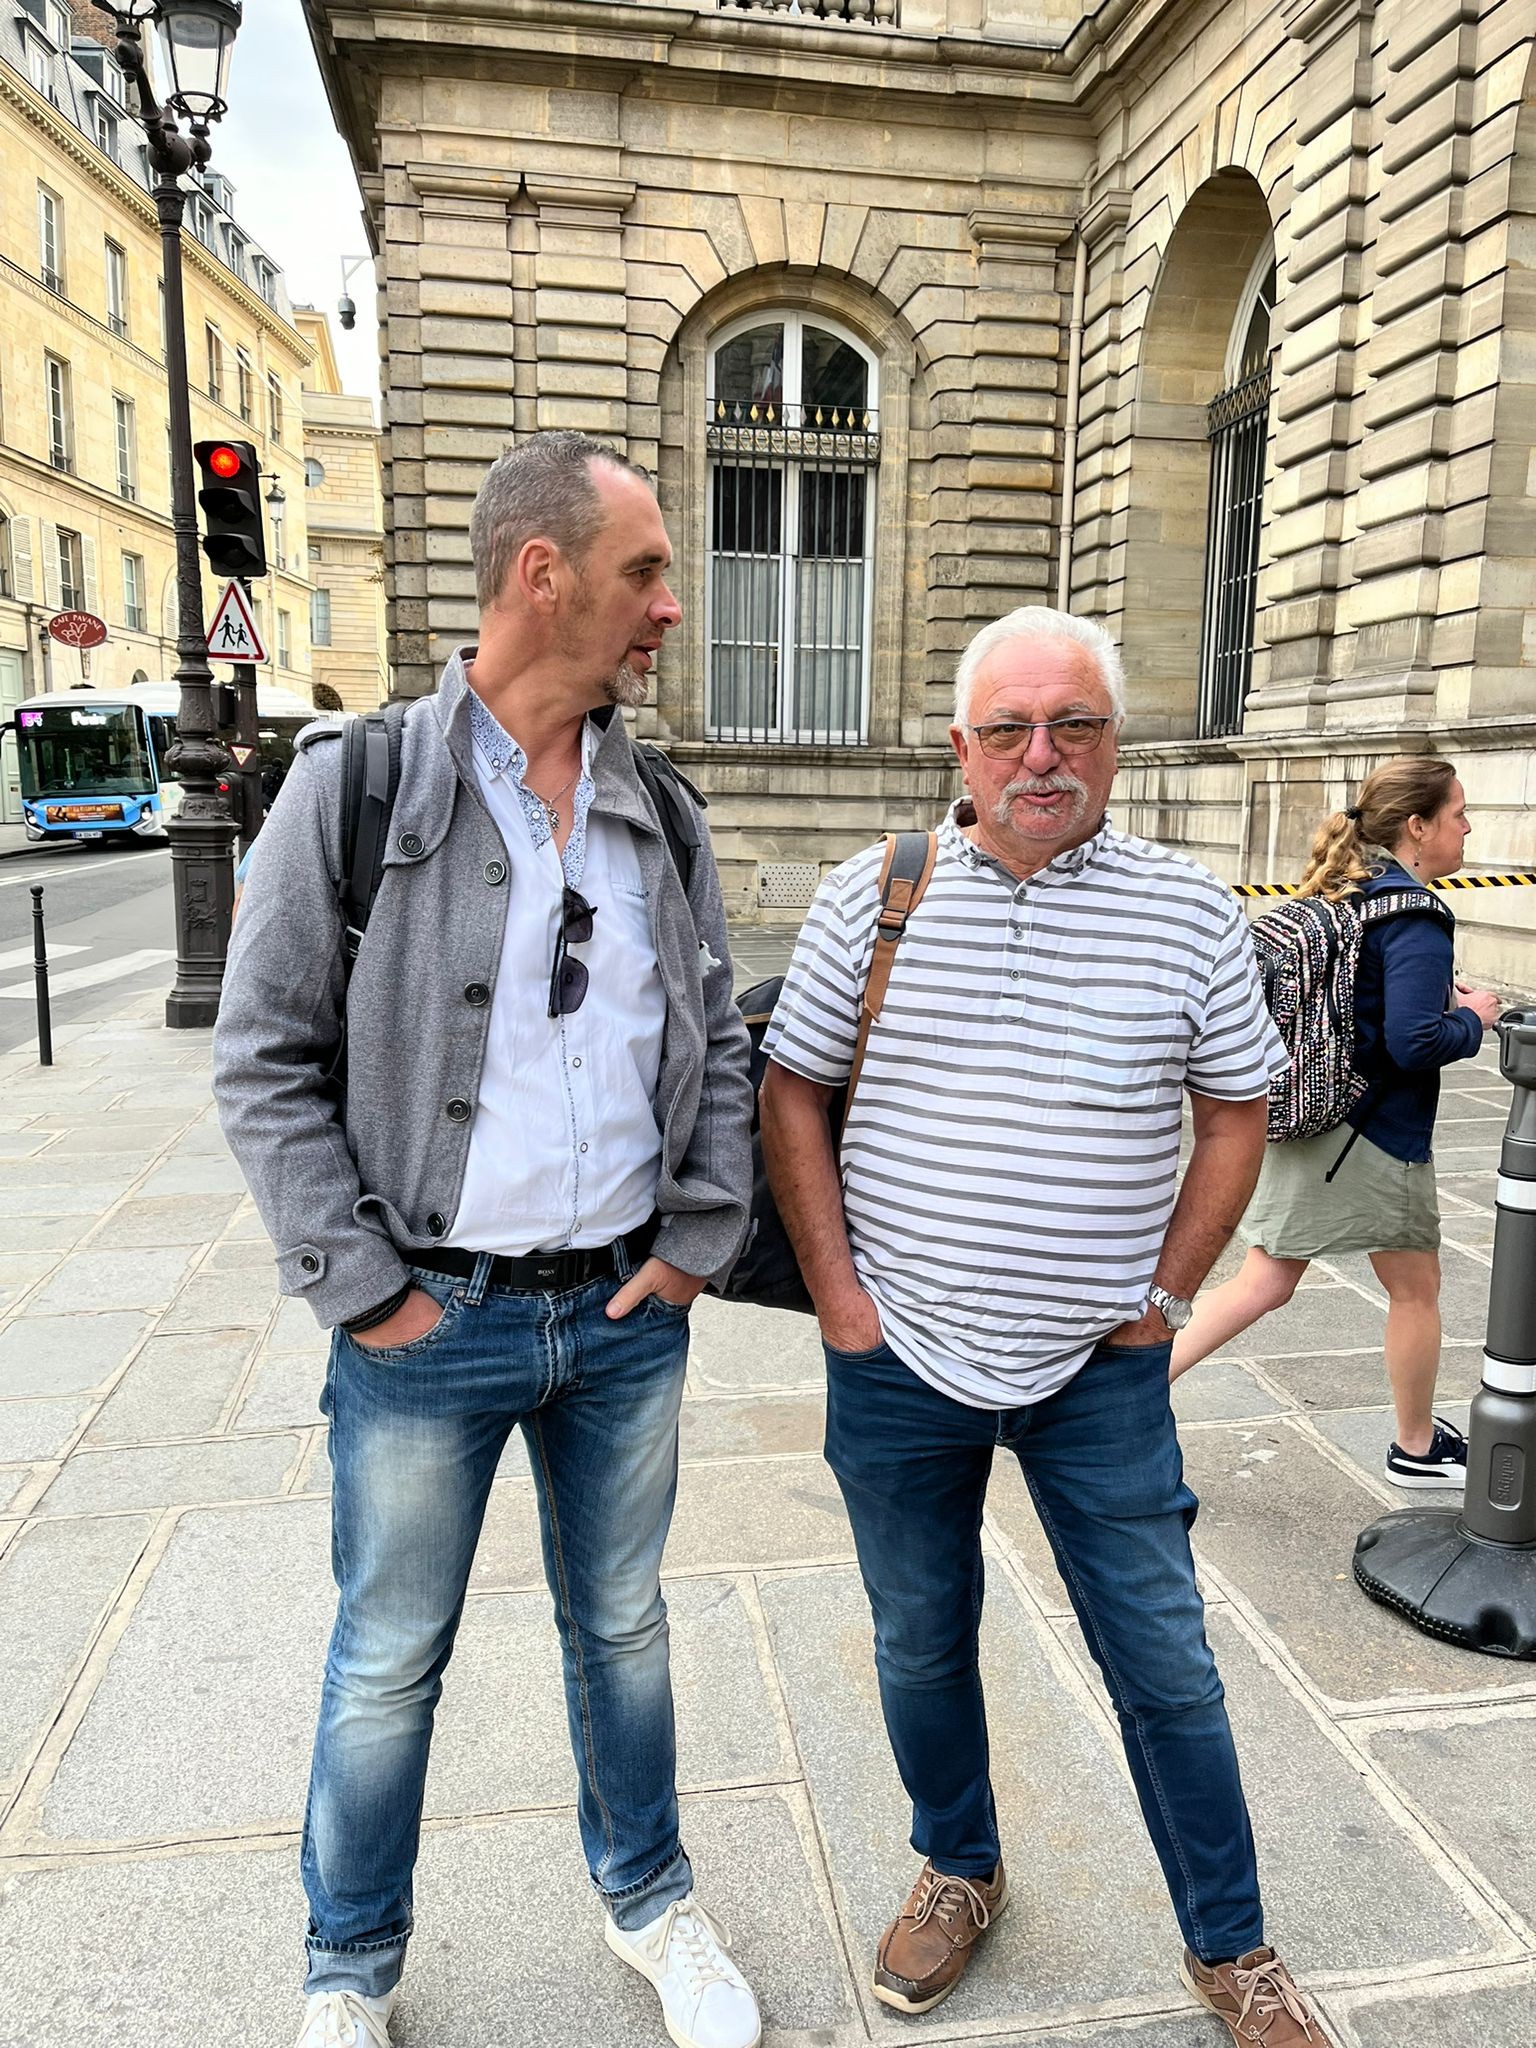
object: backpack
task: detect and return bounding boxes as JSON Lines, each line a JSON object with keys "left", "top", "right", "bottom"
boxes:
{"left": 327, "top": 703, "right": 700, "bottom": 1086}
{"left": 331, "top": 707, "right": 935, "bottom": 1310}
{"left": 1251, "top": 885, "right": 1452, "bottom": 1171}
{"left": 706, "top": 830, "right": 938, "bottom": 1315}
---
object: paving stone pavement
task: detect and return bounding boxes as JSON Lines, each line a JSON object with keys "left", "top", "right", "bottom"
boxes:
{"left": 2, "top": 970, "right": 1535, "bottom": 2047}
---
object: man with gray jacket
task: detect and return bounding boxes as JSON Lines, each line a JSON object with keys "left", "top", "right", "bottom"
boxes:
{"left": 214, "top": 433, "right": 758, "bottom": 2048}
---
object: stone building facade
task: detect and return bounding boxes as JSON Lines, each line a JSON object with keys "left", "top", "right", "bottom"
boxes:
{"left": 305, "top": 0, "right": 1536, "bottom": 982}
{"left": 295, "top": 308, "right": 390, "bottom": 713}
{"left": 0, "top": 0, "right": 315, "bottom": 825}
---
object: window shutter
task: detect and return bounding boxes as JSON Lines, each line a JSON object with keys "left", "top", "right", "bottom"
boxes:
{"left": 40, "top": 520, "right": 60, "bottom": 607}
{"left": 81, "top": 533, "right": 99, "bottom": 615}
{"left": 11, "top": 516, "right": 35, "bottom": 603}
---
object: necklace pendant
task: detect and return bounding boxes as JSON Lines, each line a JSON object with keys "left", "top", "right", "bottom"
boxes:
{"left": 542, "top": 798, "right": 559, "bottom": 833}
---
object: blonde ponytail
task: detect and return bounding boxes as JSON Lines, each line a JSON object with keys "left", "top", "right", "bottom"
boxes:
{"left": 1296, "top": 756, "right": 1457, "bottom": 902}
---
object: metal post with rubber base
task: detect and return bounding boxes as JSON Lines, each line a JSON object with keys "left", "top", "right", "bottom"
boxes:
{"left": 1354, "top": 1010, "right": 1536, "bottom": 1658}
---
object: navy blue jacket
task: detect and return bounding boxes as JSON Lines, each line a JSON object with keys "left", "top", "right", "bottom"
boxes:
{"left": 1346, "top": 861, "right": 1483, "bottom": 1163}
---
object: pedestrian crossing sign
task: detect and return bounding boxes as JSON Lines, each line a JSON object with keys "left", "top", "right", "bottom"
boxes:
{"left": 205, "top": 580, "right": 267, "bottom": 664}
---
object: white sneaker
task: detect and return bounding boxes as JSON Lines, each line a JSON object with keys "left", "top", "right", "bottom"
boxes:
{"left": 293, "top": 1987, "right": 396, "bottom": 2048}
{"left": 606, "top": 1894, "right": 762, "bottom": 2048}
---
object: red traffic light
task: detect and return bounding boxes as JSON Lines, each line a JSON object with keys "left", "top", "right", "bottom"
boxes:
{"left": 208, "top": 444, "right": 242, "bottom": 478}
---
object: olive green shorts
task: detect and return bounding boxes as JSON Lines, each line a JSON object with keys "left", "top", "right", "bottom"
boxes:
{"left": 1239, "top": 1127, "right": 1441, "bottom": 1261}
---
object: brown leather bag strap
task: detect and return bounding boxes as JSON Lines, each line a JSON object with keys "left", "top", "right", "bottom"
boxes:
{"left": 845, "top": 829, "right": 938, "bottom": 1112}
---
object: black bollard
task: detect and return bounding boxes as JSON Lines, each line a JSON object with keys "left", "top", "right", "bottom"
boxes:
{"left": 1354, "top": 1009, "right": 1536, "bottom": 1656}
{"left": 31, "top": 884, "right": 53, "bottom": 1068}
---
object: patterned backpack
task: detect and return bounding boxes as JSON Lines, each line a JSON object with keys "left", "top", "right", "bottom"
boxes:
{"left": 1251, "top": 886, "right": 1450, "bottom": 1151}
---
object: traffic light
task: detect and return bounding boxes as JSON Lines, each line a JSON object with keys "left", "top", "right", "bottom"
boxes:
{"left": 192, "top": 439, "right": 266, "bottom": 579}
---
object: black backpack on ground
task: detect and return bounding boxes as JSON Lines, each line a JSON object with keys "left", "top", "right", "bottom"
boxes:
{"left": 706, "top": 830, "right": 937, "bottom": 1314}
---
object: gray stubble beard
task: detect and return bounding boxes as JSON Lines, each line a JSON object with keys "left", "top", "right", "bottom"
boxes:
{"left": 602, "top": 662, "right": 649, "bottom": 710}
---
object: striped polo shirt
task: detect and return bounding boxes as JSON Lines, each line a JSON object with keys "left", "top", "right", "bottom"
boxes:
{"left": 763, "top": 804, "right": 1285, "bottom": 1409}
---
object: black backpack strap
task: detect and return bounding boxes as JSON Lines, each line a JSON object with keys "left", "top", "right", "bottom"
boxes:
{"left": 632, "top": 741, "right": 702, "bottom": 897}
{"left": 338, "top": 701, "right": 406, "bottom": 975}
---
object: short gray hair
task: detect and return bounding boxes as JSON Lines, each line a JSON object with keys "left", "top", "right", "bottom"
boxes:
{"left": 470, "top": 431, "right": 649, "bottom": 608}
{"left": 953, "top": 606, "right": 1126, "bottom": 725}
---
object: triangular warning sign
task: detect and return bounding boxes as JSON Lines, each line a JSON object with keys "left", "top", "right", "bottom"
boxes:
{"left": 206, "top": 580, "right": 267, "bottom": 664}
{"left": 228, "top": 743, "right": 256, "bottom": 768}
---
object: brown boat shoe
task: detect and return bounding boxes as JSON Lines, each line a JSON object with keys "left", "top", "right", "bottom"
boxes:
{"left": 1181, "top": 1946, "right": 1334, "bottom": 2045}
{"left": 871, "top": 1859, "right": 1008, "bottom": 2014}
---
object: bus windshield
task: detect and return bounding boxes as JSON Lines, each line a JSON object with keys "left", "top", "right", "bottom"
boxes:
{"left": 16, "top": 702, "right": 152, "bottom": 799}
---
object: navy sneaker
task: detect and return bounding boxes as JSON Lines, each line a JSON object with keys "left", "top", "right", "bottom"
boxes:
{"left": 1385, "top": 1417, "right": 1468, "bottom": 1489}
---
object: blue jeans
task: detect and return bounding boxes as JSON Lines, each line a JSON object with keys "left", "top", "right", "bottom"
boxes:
{"left": 823, "top": 1336, "right": 1263, "bottom": 1967}
{"left": 302, "top": 1248, "right": 693, "bottom": 1997}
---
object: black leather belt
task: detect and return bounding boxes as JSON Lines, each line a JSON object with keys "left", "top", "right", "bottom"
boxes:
{"left": 410, "top": 1219, "right": 658, "bottom": 1294}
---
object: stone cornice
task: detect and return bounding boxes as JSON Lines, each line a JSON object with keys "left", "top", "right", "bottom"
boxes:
{"left": 968, "top": 208, "right": 1076, "bottom": 252}
{"left": 1081, "top": 187, "right": 1133, "bottom": 248}
{"left": 526, "top": 173, "right": 638, "bottom": 215}
{"left": 1282, "top": 0, "right": 1374, "bottom": 45}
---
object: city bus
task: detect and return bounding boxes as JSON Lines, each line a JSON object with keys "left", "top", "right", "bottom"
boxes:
{"left": 6, "top": 679, "right": 319, "bottom": 846}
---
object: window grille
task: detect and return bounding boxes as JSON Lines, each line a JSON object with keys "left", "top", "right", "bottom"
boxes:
{"left": 1196, "top": 362, "right": 1271, "bottom": 740}
{"left": 706, "top": 316, "right": 878, "bottom": 745}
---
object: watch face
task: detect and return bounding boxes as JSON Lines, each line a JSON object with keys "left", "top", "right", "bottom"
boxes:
{"left": 1153, "top": 1289, "right": 1194, "bottom": 1330}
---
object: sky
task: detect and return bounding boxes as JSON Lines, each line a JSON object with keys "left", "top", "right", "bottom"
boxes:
{"left": 205, "top": 0, "right": 380, "bottom": 404}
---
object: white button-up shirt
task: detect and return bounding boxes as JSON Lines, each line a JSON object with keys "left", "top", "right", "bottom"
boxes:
{"left": 447, "top": 693, "right": 667, "bottom": 1255}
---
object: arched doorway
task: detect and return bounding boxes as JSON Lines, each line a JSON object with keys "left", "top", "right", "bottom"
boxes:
{"left": 1123, "top": 171, "right": 1276, "bottom": 740}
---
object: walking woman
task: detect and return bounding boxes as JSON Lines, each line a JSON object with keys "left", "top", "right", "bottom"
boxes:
{"left": 1170, "top": 757, "right": 1500, "bottom": 1486}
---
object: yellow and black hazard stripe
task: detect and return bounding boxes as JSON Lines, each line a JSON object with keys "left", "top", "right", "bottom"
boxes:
{"left": 1233, "top": 873, "right": 1536, "bottom": 898}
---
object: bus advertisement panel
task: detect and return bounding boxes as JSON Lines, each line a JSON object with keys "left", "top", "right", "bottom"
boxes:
{"left": 8, "top": 682, "right": 317, "bottom": 845}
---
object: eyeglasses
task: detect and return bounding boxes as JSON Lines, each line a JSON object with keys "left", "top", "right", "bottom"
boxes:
{"left": 968, "top": 716, "right": 1114, "bottom": 759}
{"left": 548, "top": 887, "right": 596, "bottom": 1018}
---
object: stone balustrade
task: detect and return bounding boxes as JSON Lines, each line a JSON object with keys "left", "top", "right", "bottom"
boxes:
{"left": 715, "top": 0, "right": 899, "bottom": 28}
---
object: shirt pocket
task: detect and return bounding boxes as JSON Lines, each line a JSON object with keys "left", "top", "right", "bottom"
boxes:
{"left": 1059, "top": 993, "right": 1191, "bottom": 1110}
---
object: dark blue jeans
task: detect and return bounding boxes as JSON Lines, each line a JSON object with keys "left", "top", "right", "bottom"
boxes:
{"left": 823, "top": 1335, "right": 1263, "bottom": 1967}
{"left": 302, "top": 1248, "right": 693, "bottom": 1997}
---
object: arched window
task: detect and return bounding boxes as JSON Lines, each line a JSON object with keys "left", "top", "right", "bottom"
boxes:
{"left": 1196, "top": 251, "right": 1276, "bottom": 737}
{"left": 304, "top": 458, "right": 325, "bottom": 488}
{"left": 705, "top": 314, "right": 879, "bottom": 743}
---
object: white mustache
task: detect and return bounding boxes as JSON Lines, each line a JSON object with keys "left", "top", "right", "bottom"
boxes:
{"left": 1000, "top": 771, "right": 1088, "bottom": 801}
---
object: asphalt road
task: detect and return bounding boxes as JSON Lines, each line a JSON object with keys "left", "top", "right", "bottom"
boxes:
{"left": 0, "top": 837, "right": 179, "bottom": 1055}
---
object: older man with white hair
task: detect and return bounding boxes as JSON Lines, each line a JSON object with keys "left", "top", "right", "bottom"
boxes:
{"left": 760, "top": 607, "right": 1334, "bottom": 2047}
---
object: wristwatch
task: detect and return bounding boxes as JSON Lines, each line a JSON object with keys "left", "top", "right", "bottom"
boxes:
{"left": 1147, "top": 1285, "right": 1194, "bottom": 1332}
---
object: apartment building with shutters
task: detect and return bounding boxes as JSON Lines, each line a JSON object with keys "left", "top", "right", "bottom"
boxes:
{"left": 0, "top": 0, "right": 315, "bottom": 820}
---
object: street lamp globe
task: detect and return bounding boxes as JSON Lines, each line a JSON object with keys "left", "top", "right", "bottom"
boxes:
{"left": 154, "top": 0, "right": 242, "bottom": 126}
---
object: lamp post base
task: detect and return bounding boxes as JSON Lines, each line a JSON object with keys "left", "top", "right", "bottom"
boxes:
{"left": 165, "top": 988, "right": 223, "bottom": 1030}
{"left": 163, "top": 799, "right": 236, "bottom": 1030}
{"left": 1355, "top": 1509, "right": 1536, "bottom": 1660}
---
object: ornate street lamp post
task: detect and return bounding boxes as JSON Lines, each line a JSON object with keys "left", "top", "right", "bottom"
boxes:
{"left": 264, "top": 476, "right": 287, "bottom": 687}
{"left": 93, "top": 0, "right": 243, "bottom": 1029}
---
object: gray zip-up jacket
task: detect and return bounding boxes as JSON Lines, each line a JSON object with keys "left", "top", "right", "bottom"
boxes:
{"left": 212, "top": 651, "right": 754, "bottom": 1328}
